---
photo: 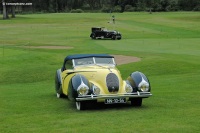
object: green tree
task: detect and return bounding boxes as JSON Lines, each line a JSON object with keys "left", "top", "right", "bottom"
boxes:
{"left": 2, "top": 0, "right": 7, "bottom": 19}
{"left": 2, "top": 0, "right": 16, "bottom": 19}
{"left": 178, "top": 0, "right": 200, "bottom": 11}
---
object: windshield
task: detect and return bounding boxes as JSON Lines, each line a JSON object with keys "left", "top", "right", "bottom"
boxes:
{"left": 74, "top": 57, "right": 94, "bottom": 66}
{"left": 73, "top": 57, "right": 115, "bottom": 67}
{"left": 95, "top": 57, "right": 114, "bottom": 64}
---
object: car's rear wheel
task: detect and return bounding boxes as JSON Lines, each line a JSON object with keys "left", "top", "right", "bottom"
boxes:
{"left": 131, "top": 98, "right": 142, "bottom": 106}
{"left": 76, "top": 101, "right": 86, "bottom": 110}
{"left": 55, "top": 70, "right": 64, "bottom": 98}
{"left": 112, "top": 35, "right": 116, "bottom": 40}
{"left": 56, "top": 93, "right": 62, "bottom": 98}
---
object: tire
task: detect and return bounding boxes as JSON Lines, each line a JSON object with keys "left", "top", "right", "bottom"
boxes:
{"left": 112, "top": 35, "right": 116, "bottom": 40}
{"left": 131, "top": 98, "right": 142, "bottom": 107}
{"left": 91, "top": 33, "right": 96, "bottom": 39}
{"left": 55, "top": 70, "right": 64, "bottom": 98}
{"left": 76, "top": 101, "right": 86, "bottom": 110}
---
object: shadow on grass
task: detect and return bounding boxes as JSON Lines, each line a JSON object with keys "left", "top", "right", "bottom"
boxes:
{"left": 50, "top": 93, "right": 150, "bottom": 111}
{"left": 90, "top": 38, "right": 121, "bottom": 41}
{"left": 69, "top": 100, "right": 150, "bottom": 111}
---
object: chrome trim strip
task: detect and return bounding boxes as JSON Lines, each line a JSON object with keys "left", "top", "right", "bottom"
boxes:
{"left": 76, "top": 92, "right": 152, "bottom": 101}
{"left": 72, "top": 59, "right": 75, "bottom": 68}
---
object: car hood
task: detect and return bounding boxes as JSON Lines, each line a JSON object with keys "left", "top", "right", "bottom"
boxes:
{"left": 74, "top": 66, "right": 125, "bottom": 94}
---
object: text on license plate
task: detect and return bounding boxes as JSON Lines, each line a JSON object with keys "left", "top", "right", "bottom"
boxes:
{"left": 105, "top": 98, "right": 126, "bottom": 104}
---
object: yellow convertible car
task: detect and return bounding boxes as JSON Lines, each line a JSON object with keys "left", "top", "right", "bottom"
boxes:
{"left": 55, "top": 54, "right": 152, "bottom": 110}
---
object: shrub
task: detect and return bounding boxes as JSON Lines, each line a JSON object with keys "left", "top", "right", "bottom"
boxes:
{"left": 70, "top": 9, "right": 84, "bottom": 13}
{"left": 193, "top": 5, "right": 200, "bottom": 11}
{"left": 82, "top": 4, "right": 90, "bottom": 10}
{"left": 125, "top": 5, "right": 135, "bottom": 12}
{"left": 113, "top": 6, "right": 121, "bottom": 12}
{"left": 101, "top": 6, "right": 111, "bottom": 13}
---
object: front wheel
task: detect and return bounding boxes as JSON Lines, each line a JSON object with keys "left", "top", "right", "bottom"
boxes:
{"left": 91, "top": 33, "right": 96, "bottom": 39}
{"left": 76, "top": 101, "right": 86, "bottom": 110}
{"left": 112, "top": 35, "right": 116, "bottom": 40}
{"left": 131, "top": 98, "right": 142, "bottom": 107}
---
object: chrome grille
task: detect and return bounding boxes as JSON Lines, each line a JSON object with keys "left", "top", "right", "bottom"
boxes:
{"left": 106, "top": 73, "right": 119, "bottom": 92}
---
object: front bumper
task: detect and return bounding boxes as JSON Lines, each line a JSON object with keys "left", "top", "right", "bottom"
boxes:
{"left": 76, "top": 92, "right": 152, "bottom": 101}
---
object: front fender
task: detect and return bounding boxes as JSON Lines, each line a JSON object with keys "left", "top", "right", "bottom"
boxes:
{"left": 127, "top": 71, "right": 151, "bottom": 92}
{"left": 68, "top": 74, "right": 90, "bottom": 101}
{"left": 55, "top": 69, "right": 62, "bottom": 93}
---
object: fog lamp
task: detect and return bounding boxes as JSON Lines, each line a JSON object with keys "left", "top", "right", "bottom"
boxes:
{"left": 93, "top": 85, "right": 100, "bottom": 95}
{"left": 125, "top": 83, "right": 133, "bottom": 93}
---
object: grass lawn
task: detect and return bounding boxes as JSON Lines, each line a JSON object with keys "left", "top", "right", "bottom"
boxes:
{"left": 0, "top": 12, "right": 200, "bottom": 133}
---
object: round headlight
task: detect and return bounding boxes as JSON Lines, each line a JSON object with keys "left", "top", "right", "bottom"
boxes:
{"left": 125, "top": 83, "right": 133, "bottom": 93}
{"left": 77, "top": 83, "right": 89, "bottom": 96}
{"left": 93, "top": 85, "right": 100, "bottom": 95}
{"left": 138, "top": 80, "right": 149, "bottom": 92}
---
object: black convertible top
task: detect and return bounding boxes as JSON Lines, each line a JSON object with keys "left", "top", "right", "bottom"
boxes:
{"left": 62, "top": 54, "right": 114, "bottom": 70}
{"left": 64, "top": 54, "right": 113, "bottom": 62}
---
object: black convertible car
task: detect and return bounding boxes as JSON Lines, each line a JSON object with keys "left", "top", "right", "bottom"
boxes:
{"left": 90, "top": 27, "right": 122, "bottom": 40}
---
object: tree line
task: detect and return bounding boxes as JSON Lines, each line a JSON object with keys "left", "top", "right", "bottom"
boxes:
{"left": 1, "top": 0, "right": 200, "bottom": 19}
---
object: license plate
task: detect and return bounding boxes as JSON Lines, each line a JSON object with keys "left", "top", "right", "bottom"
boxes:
{"left": 105, "top": 98, "right": 126, "bottom": 104}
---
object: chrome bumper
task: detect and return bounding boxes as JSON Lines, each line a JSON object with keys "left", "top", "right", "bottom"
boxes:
{"left": 76, "top": 92, "right": 152, "bottom": 101}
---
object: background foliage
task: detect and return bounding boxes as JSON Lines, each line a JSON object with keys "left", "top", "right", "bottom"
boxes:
{"left": 0, "top": 12, "right": 200, "bottom": 132}
{"left": 1, "top": 0, "right": 200, "bottom": 15}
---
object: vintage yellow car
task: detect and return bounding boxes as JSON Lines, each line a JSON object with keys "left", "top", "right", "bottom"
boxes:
{"left": 55, "top": 54, "right": 152, "bottom": 110}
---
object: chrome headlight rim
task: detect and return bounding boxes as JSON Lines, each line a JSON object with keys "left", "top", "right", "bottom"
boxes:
{"left": 77, "top": 82, "right": 89, "bottom": 96}
{"left": 138, "top": 80, "right": 149, "bottom": 92}
{"left": 92, "top": 84, "right": 100, "bottom": 95}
